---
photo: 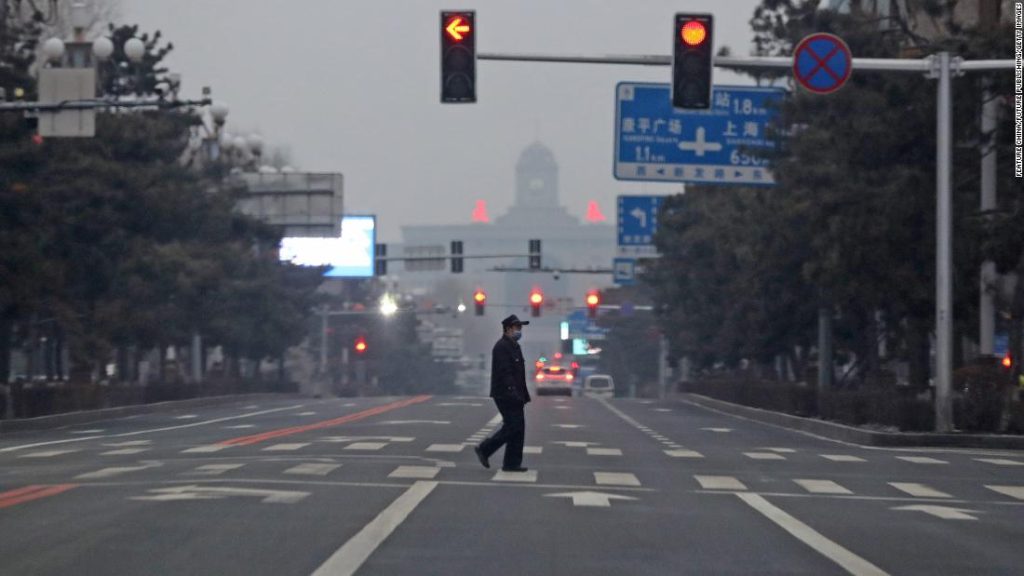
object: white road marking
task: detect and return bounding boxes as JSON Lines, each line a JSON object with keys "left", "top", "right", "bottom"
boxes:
{"left": 652, "top": 408, "right": 671, "bottom": 412}
{"left": 426, "top": 444, "right": 465, "bottom": 453}
{"left": 695, "top": 476, "right": 747, "bottom": 491}
{"left": 76, "top": 462, "right": 159, "bottom": 480}
{"left": 103, "top": 440, "right": 151, "bottom": 447}
{"left": 587, "top": 448, "right": 623, "bottom": 456}
{"left": 342, "top": 403, "right": 357, "bottom": 407}
{"left": 544, "top": 491, "right": 637, "bottom": 508}
{"left": 224, "top": 424, "right": 256, "bottom": 429}
{"left": 765, "top": 447, "right": 796, "bottom": 453}
{"left": 70, "top": 429, "right": 105, "bottom": 434}
{"left": 985, "top": 485, "right": 1024, "bottom": 500}
{"left": 701, "top": 427, "right": 732, "bottom": 433}
{"left": 285, "top": 463, "right": 340, "bottom": 476}
{"left": 181, "top": 445, "right": 231, "bottom": 454}
{"left": 134, "top": 485, "right": 308, "bottom": 503}
{"left": 388, "top": 466, "right": 440, "bottom": 479}
{"left": 551, "top": 441, "right": 598, "bottom": 448}
{"left": 665, "top": 449, "right": 704, "bottom": 458}
{"left": 175, "top": 414, "right": 199, "bottom": 420}
{"left": 745, "top": 452, "right": 786, "bottom": 461}
{"left": 379, "top": 420, "right": 450, "bottom": 425}
{"left": 321, "top": 436, "right": 414, "bottom": 443}
{"left": 896, "top": 456, "right": 947, "bottom": 465}
{"left": 244, "top": 405, "right": 259, "bottom": 409}
{"left": 523, "top": 446, "right": 543, "bottom": 455}
{"left": 892, "top": 504, "right": 980, "bottom": 520}
{"left": 190, "top": 463, "right": 245, "bottom": 475}
{"left": 888, "top": 482, "right": 952, "bottom": 499}
{"left": 297, "top": 412, "right": 317, "bottom": 416}
{"left": 555, "top": 406, "right": 571, "bottom": 410}
{"left": 975, "top": 458, "right": 1024, "bottom": 466}
{"left": 822, "top": 454, "right": 866, "bottom": 462}
{"left": 263, "top": 443, "right": 310, "bottom": 452}
{"left": 492, "top": 470, "right": 537, "bottom": 483}
{"left": 594, "top": 472, "right": 640, "bottom": 487}
{"left": 552, "top": 424, "right": 585, "bottom": 429}
{"left": 345, "top": 442, "right": 387, "bottom": 451}
{"left": 737, "top": 493, "right": 890, "bottom": 576}
{"left": 437, "top": 402, "right": 482, "bottom": 407}
{"left": 19, "top": 449, "right": 79, "bottom": 458}
{"left": 311, "top": 481, "right": 437, "bottom": 576}
{"left": 794, "top": 479, "right": 853, "bottom": 495}
{"left": 101, "top": 448, "right": 150, "bottom": 456}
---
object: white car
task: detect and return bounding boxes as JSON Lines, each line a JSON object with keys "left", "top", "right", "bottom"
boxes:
{"left": 583, "top": 374, "right": 614, "bottom": 399}
{"left": 534, "top": 365, "right": 575, "bottom": 396}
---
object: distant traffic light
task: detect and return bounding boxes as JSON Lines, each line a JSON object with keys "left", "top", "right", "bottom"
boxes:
{"left": 529, "top": 289, "right": 543, "bottom": 317}
{"left": 450, "top": 240, "right": 464, "bottom": 273}
{"left": 586, "top": 290, "right": 600, "bottom": 318}
{"left": 528, "top": 239, "right": 541, "bottom": 270}
{"left": 440, "top": 11, "right": 476, "bottom": 103}
{"left": 672, "top": 13, "right": 713, "bottom": 109}
{"left": 473, "top": 289, "right": 486, "bottom": 316}
{"left": 1003, "top": 354, "right": 1013, "bottom": 370}
{"left": 375, "top": 243, "right": 387, "bottom": 276}
{"left": 354, "top": 336, "right": 368, "bottom": 355}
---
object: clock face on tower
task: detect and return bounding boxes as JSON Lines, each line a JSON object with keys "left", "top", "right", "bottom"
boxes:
{"left": 528, "top": 178, "right": 545, "bottom": 191}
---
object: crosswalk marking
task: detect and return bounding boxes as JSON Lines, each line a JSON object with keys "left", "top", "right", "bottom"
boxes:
{"left": 594, "top": 472, "right": 640, "bottom": 487}
{"left": 182, "top": 444, "right": 230, "bottom": 454}
{"left": 426, "top": 444, "right": 466, "bottom": 453}
{"left": 985, "top": 485, "right": 1024, "bottom": 501}
{"left": 191, "top": 464, "right": 245, "bottom": 475}
{"left": 103, "top": 441, "right": 151, "bottom": 447}
{"left": 70, "top": 429, "right": 104, "bottom": 434}
{"left": 587, "top": 448, "right": 623, "bottom": 456}
{"left": 492, "top": 470, "right": 537, "bottom": 483}
{"left": 896, "top": 456, "right": 947, "bottom": 465}
{"left": 821, "top": 454, "right": 866, "bottom": 462}
{"left": 345, "top": 442, "right": 387, "bottom": 451}
{"left": 695, "top": 475, "right": 747, "bottom": 491}
{"left": 766, "top": 447, "right": 796, "bottom": 453}
{"left": 75, "top": 465, "right": 151, "bottom": 480}
{"left": 284, "top": 463, "right": 340, "bottom": 476}
{"left": 745, "top": 452, "right": 786, "bottom": 461}
{"left": 175, "top": 415, "right": 199, "bottom": 420}
{"left": 652, "top": 408, "right": 672, "bottom": 412}
{"left": 889, "top": 482, "right": 952, "bottom": 498}
{"left": 19, "top": 449, "right": 78, "bottom": 458}
{"left": 523, "top": 446, "right": 543, "bottom": 455}
{"left": 297, "top": 412, "right": 317, "bottom": 416}
{"left": 665, "top": 449, "right": 704, "bottom": 458}
{"left": 263, "top": 443, "right": 310, "bottom": 452}
{"left": 794, "top": 479, "right": 853, "bottom": 495}
{"left": 101, "top": 448, "right": 149, "bottom": 456}
{"left": 388, "top": 466, "right": 440, "bottom": 479}
{"left": 975, "top": 458, "right": 1024, "bottom": 466}
{"left": 224, "top": 425, "right": 255, "bottom": 429}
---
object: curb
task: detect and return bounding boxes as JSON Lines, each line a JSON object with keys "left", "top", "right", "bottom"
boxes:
{"left": 676, "top": 393, "right": 1024, "bottom": 450}
{"left": 0, "top": 393, "right": 300, "bottom": 433}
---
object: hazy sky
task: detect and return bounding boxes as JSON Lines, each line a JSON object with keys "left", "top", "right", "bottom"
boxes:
{"left": 122, "top": 1, "right": 765, "bottom": 241}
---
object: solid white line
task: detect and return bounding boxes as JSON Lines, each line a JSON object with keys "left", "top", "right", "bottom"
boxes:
{"left": 311, "top": 481, "right": 437, "bottom": 576}
{"left": 737, "top": 493, "right": 889, "bottom": 576}
{"left": 888, "top": 483, "right": 952, "bottom": 499}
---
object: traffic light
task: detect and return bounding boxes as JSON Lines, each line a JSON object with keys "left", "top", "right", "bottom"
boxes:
{"left": 354, "top": 336, "right": 368, "bottom": 355}
{"left": 528, "top": 239, "right": 541, "bottom": 270}
{"left": 586, "top": 290, "right": 600, "bottom": 318}
{"left": 450, "top": 240, "right": 464, "bottom": 273}
{"left": 473, "top": 289, "right": 486, "bottom": 316}
{"left": 440, "top": 11, "right": 476, "bottom": 103}
{"left": 529, "top": 288, "right": 543, "bottom": 317}
{"left": 672, "top": 13, "right": 713, "bottom": 109}
{"left": 375, "top": 243, "right": 387, "bottom": 276}
{"left": 1003, "top": 354, "right": 1013, "bottom": 370}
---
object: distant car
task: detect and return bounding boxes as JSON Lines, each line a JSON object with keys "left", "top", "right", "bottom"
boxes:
{"left": 534, "top": 365, "right": 574, "bottom": 396}
{"left": 583, "top": 374, "right": 614, "bottom": 399}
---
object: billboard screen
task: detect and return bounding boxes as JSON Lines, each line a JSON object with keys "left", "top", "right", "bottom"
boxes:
{"left": 279, "top": 215, "right": 376, "bottom": 278}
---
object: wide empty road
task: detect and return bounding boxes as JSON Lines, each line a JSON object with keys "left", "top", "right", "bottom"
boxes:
{"left": 0, "top": 393, "right": 1021, "bottom": 575}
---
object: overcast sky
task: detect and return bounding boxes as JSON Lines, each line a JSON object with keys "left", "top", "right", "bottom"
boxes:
{"left": 122, "top": 1, "right": 765, "bottom": 240}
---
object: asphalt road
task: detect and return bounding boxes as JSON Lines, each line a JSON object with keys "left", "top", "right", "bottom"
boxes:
{"left": 0, "top": 392, "right": 1021, "bottom": 575}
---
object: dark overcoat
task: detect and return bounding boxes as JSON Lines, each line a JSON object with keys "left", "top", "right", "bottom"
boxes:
{"left": 490, "top": 334, "right": 531, "bottom": 404}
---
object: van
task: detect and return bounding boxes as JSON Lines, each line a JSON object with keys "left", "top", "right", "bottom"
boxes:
{"left": 583, "top": 374, "right": 614, "bottom": 399}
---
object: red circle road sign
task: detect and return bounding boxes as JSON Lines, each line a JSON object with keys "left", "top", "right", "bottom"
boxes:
{"left": 792, "top": 33, "right": 852, "bottom": 95}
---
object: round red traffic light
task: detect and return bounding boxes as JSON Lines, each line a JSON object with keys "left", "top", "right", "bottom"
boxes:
{"left": 530, "top": 291, "right": 543, "bottom": 305}
{"left": 1003, "top": 355, "right": 1013, "bottom": 369}
{"left": 473, "top": 291, "right": 486, "bottom": 303}
{"left": 681, "top": 21, "right": 707, "bottom": 47}
{"left": 586, "top": 293, "right": 600, "bottom": 306}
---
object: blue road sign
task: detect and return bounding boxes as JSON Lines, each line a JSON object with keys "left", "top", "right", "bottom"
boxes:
{"left": 793, "top": 33, "right": 852, "bottom": 95}
{"left": 613, "top": 257, "right": 636, "bottom": 286}
{"left": 615, "top": 83, "right": 783, "bottom": 185}
{"left": 617, "top": 195, "right": 663, "bottom": 255}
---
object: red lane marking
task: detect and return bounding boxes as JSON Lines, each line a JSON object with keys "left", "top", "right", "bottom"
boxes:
{"left": 0, "top": 484, "right": 77, "bottom": 509}
{"left": 218, "top": 395, "right": 433, "bottom": 447}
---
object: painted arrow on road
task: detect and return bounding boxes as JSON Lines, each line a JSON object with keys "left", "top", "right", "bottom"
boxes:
{"left": 132, "top": 485, "right": 309, "bottom": 504}
{"left": 545, "top": 491, "right": 637, "bottom": 508}
{"left": 892, "top": 505, "right": 981, "bottom": 520}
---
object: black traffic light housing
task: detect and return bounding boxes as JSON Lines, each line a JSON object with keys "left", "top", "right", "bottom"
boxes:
{"left": 528, "top": 239, "right": 541, "bottom": 270}
{"left": 440, "top": 11, "right": 476, "bottom": 103}
{"left": 672, "top": 13, "right": 713, "bottom": 109}
{"left": 450, "top": 240, "right": 464, "bottom": 273}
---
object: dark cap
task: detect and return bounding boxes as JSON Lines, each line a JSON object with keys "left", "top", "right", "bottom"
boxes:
{"left": 501, "top": 314, "right": 530, "bottom": 328}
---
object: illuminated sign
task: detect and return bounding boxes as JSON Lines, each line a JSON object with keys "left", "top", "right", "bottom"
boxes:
{"left": 279, "top": 215, "right": 376, "bottom": 278}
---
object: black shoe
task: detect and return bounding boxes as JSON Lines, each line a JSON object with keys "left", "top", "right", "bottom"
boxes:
{"left": 501, "top": 466, "right": 529, "bottom": 473}
{"left": 473, "top": 445, "right": 490, "bottom": 469}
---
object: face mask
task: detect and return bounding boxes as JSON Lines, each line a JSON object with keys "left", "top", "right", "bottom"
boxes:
{"left": 511, "top": 330, "right": 522, "bottom": 341}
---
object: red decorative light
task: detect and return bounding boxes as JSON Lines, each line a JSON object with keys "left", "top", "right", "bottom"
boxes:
{"left": 586, "top": 200, "right": 606, "bottom": 223}
{"left": 472, "top": 200, "right": 490, "bottom": 223}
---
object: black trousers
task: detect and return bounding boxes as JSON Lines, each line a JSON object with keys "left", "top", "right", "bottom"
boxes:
{"left": 479, "top": 399, "right": 526, "bottom": 468}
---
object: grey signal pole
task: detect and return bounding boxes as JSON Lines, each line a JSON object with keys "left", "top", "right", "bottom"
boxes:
{"left": 479, "top": 50, "right": 1014, "bottom": 432}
